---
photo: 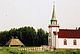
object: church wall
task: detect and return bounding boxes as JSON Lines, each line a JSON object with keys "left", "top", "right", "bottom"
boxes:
{"left": 56, "top": 38, "right": 80, "bottom": 48}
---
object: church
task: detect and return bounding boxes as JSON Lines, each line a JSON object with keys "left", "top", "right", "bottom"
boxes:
{"left": 48, "top": 2, "right": 80, "bottom": 49}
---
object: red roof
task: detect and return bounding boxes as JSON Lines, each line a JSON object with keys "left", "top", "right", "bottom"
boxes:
{"left": 58, "top": 28, "right": 80, "bottom": 38}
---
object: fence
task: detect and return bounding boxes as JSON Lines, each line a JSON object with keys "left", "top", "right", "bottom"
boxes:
{"left": 18, "top": 46, "right": 54, "bottom": 52}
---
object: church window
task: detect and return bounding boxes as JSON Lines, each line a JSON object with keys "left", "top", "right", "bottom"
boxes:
{"left": 48, "top": 38, "right": 52, "bottom": 46}
{"left": 53, "top": 32, "right": 58, "bottom": 35}
{"left": 49, "top": 32, "right": 51, "bottom": 37}
{"left": 64, "top": 39, "right": 67, "bottom": 45}
{"left": 73, "top": 40, "right": 76, "bottom": 45}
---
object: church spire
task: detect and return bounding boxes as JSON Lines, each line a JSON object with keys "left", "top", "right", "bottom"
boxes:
{"left": 52, "top": 2, "right": 56, "bottom": 19}
{"left": 51, "top": 1, "right": 57, "bottom": 25}
{"left": 51, "top": 1, "right": 56, "bottom": 21}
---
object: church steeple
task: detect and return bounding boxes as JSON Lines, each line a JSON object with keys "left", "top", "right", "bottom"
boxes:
{"left": 51, "top": 1, "right": 57, "bottom": 25}
{"left": 48, "top": 1, "right": 59, "bottom": 48}
{"left": 51, "top": 2, "right": 56, "bottom": 20}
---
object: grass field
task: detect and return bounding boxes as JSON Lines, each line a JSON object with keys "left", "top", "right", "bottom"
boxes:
{"left": 0, "top": 47, "right": 80, "bottom": 54}
{"left": 2, "top": 50, "right": 80, "bottom": 54}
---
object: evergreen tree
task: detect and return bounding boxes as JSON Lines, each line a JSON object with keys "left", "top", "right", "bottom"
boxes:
{"left": 0, "top": 26, "right": 48, "bottom": 46}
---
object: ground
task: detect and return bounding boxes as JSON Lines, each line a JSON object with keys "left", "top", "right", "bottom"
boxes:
{"left": 0, "top": 47, "right": 80, "bottom": 54}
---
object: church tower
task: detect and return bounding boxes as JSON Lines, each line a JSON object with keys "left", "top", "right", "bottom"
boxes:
{"left": 48, "top": 1, "right": 59, "bottom": 48}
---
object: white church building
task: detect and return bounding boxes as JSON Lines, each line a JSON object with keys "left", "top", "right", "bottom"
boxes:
{"left": 48, "top": 2, "right": 80, "bottom": 49}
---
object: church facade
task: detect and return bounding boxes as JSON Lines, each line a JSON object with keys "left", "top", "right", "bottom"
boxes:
{"left": 48, "top": 3, "right": 80, "bottom": 49}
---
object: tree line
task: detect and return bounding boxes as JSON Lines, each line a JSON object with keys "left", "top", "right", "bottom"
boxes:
{"left": 0, "top": 26, "right": 48, "bottom": 46}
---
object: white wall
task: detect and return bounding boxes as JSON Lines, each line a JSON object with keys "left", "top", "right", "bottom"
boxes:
{"left": 56, "top": 38, "right": 80, "bottom": 48}
{"left": 52, "top": 27, "right": 59, "bottom": 32}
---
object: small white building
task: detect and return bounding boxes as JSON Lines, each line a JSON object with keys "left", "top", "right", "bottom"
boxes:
{"left": 48, "top": 2, "right": 80, "bottom": 49}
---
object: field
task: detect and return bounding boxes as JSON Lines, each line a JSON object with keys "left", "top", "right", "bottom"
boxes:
{"left": 0, "top": 47, "right": 80, "bottom": 54}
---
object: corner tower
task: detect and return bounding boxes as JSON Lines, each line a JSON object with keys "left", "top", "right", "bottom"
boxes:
{"left": 48, "top": 2, "right": 59, "bottom": 48}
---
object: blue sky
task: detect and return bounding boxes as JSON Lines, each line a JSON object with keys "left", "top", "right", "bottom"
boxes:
{"left": 0, "top": 0, "right": 80, "bottom": 31}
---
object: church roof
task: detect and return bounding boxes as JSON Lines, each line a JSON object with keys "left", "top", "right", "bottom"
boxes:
{"left": 58, "top": 28, "right": 80, "bottom": 38}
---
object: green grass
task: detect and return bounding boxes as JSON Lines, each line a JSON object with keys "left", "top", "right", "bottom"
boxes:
{"left": 0, "top": 47, "right": 80, "bottom": 54}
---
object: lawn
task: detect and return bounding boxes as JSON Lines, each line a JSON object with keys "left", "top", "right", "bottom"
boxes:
{"left": 0, "top": 47, "right": 80, "bottom": 54}
{"left": 4, "top": 50, "right": 80, "bottom": 54}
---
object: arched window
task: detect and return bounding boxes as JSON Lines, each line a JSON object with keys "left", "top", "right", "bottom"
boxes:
{"left": 53, "top": 32, "right": 58, "bottom": 35}
{"left": 73, "top": 39, "right": 76, "bottom": 45}
{"left": 64, "top": 39, "right": 67, "bottom": 45}
{"left": 48, "top": 38, "right": 52, "bottom": 46}
{"left": 49, "top": 32, "right": 51, "bottom": 37}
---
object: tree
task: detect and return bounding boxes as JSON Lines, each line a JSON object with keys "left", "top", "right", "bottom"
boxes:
{"left": 36, "top": 28, "right": 48, "bottom": 46}
{"left": 0, "top": 26, "right": 48, "bottom": 46}
{"left": 16, "top": 26, "right": 36, "bottom": 46}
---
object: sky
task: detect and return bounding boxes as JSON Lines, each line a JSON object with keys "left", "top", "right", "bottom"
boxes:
{"left": 0, "top": 0, "right": 80, "bottom": 31}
